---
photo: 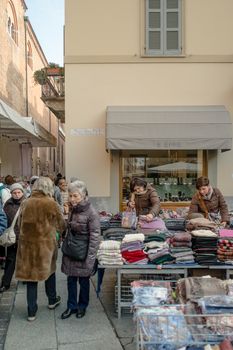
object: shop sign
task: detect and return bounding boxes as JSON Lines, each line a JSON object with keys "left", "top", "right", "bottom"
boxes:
{"left": 70, "top": 128, "right": 105, "bottom": 136}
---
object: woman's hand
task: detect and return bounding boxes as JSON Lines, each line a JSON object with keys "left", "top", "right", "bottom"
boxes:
{"left": 146, "top": 213, "right": 154, "bottom": 222}
{"left": 128, "top": 201, "right": 135, "bottom": 209}
{"left": 221, "top": 221, "right": 227, "bottom": 228}
{"left": 63, "top": 203, "right": 69, "bottom": 215}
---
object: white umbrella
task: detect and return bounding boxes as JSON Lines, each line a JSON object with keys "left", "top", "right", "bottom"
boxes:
{"left": 148, "top": 161, "right": 197, "bottom": 173}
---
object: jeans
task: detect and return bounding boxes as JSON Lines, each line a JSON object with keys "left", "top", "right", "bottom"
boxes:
{"left": 27, "top": 272, "right": 57, "bottom": 316}
{"left": 2, "top": 245, "right": 17, "bottom": 288}
{"left": 67, "top": 276, "right": 90, "bottom": 311}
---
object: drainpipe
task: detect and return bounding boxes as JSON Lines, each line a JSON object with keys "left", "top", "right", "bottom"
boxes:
{"left": 24, "top": 16, "right": 29, "bottom": 117}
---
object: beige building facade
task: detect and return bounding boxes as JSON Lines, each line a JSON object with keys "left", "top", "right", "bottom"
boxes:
{"left": 65, "top": 0, "right": 233, "bottom": 211}
{"left": 0, "top": 0, "right": 65, "bottom": 179}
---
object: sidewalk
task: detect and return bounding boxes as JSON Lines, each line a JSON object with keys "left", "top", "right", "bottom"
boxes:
{"left": 4, "top": 253, "right": 123, "bottom": 350}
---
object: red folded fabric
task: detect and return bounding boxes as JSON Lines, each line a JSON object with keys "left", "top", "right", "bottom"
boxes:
{"left": 122, "top": 250, "right": 147, "bottom": 263}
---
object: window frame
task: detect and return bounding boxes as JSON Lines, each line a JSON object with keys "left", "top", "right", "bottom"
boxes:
{"left": 145, "top": 0, "right": 182, "bottom": 56}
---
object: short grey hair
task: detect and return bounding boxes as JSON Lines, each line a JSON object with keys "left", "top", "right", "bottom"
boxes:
{"left": 32, "top": 176, "right": 54, "bottom": 197}
{"left": 68, "top": 180, "right": 87, "bottom": 198}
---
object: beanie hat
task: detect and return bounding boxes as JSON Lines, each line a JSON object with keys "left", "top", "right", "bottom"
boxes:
{"left": 10, "top": 183, "right": 24, "bottom": 193}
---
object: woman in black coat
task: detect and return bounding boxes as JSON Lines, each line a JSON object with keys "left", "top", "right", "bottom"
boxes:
{"left": 0, "top": 183, "right": 25, "bottom": 292}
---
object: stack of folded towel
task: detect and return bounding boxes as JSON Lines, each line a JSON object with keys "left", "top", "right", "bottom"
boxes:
{"left": 97, "top": 240, "right": 123, "bottom": 265}
{"left": 170, "top": 232, "right": 194, "bottom": 264}
{"left": 144, "top": 232, "right": 174, "bottom": 265}
{"left": 191, "top": 230, "right": 218, "bottom": 265}
{"left": 121, "top": 233, "right": 148, "bottom": 264}
{"left": 217, "top": 239, "right": 233, "bottom": 264}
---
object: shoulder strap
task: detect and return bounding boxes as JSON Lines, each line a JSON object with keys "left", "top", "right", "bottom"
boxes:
{"left": 10, "top": 208, "right": 21, "bottom": 229}
{"left": 197, "top": 193, "right": 209, "bottom": 218}
{"left": 0, "top": 185, "right": 5, "bottom": 192}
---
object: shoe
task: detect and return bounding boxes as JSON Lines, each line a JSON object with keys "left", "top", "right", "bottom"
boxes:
{"left": 76, "top": 309, "right": 86, "bottom": 318}
{"left": 48, "top": 296, "right": 61, "bottom": 310}
{"left": 27, "top": 315, "right": 36, "bottom": 322}
{"left": 27, "top": 308, "right": 37, "bottom": 322}
{"left": 61, "top": 308, "right": 77, "bottom": 319}
{"left": 0, "top": 286, "right": 9, "bottom": 293}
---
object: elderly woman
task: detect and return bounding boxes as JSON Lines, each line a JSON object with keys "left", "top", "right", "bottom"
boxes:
{"left": 128, "top": 177, "right": 160, "bottom": 221}
{"left": 0, "top": 183, "right": 25, "bottom": 293}
{"left": 188, "top": 176, "right": 229, "bottom": 226}
{"left": 61, "top": 180, "right": 100, "bottom": 319}
{"left": 15, "top": 177, "right": 65, "bottom": 321}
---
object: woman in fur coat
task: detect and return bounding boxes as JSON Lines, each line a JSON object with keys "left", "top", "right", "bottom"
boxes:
{"left": 61, "top": 180, "right": 100, "bottom": 319}
{"left": 15, "top": 177, "right": 65, "bottom": 321}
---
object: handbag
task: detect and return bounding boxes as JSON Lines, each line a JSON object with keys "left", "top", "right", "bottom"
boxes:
{"left": 62, "top": 229, "right": 89, "bottom": 261}
{"left": 0, "top": 208, "right": 20, "bottom": 247}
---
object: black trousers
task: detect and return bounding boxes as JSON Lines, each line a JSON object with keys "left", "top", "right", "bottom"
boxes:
{"left": 1, "top": 245, "right": 17, "bottom": 288}
{"left": 67, "top": 276, "right": 90, "bottom": 310}
{"left": 27, "top": 272, "right": 57, "bottom": 316}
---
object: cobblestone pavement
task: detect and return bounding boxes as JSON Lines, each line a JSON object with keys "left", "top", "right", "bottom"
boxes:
{"left": 0, "top": 267, "right": 17, "bottom": 349}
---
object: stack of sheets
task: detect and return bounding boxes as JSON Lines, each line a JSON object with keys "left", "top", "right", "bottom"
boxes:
{"left": 97, "top": 240, "right": 123, "bottom": 265}
{"left": 121, "top": 233, "right": 148, "bottom": 264}
{"left": 170, "top": 232, "right": 194, "bottom": 264}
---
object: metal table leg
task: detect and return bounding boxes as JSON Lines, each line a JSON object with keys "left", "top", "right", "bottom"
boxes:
{"left": 117, "top": 268, "right": 121, "bottom": 319}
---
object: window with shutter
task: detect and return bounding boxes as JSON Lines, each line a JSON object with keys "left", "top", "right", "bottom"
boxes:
{"left": 145, "top": 0, "right": 182, "bottom": 56}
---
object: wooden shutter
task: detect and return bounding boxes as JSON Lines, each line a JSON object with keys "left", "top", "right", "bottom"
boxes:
{"left": 145, "top": 0, "right": 182, "bottom": 56}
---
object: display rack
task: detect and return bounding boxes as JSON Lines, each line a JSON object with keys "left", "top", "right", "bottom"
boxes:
{"left": 98, "top": 264, "right": 233, "bottom": 318}
{"left": 136, "top": 305, "right": 233, "bottom": 350}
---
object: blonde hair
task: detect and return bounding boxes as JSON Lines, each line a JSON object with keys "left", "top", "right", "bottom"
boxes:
{"left": 32, "top": 176, "right": 54, "bottom": 197}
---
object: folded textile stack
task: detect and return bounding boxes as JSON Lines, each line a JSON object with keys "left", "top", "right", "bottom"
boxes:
{"left": 121, "top": 233, "right": 148, "bottom": 264}
{"left": 165, "top": 218, "right": 186, "bottom": 231}
{"left": 99, "top": 211, "right": 112, "bottom": 231}
{"left": 170, "top": 232, "right": 194, "bottom": 264}
{"left": 138, "top": 216, "right": 166, "bottom": 231}
{"left": 217, "top": 239, "right": 233, "bottom": 264}
{"left": 186, "top": 217, "right": 217, "bottom": 232}
{"left": 159, "top": 207, "right": 189, "bottom": 220}
{"left": 109, "top": 212, "right": 122, "bottom": 229}
{"left": 144, "top": 232, "right": 174, "bottom": 264}
{"left": 103, "top": 227, "right": 134, "bottom": 241}
{"left": 191, "top": 230, "right": 218, "bottom": 265}
{"left": 97, "top": 240, "right": 123, "bottom": 266}
{"left": 140, "top": 228, "right": 173, "bottom": 238}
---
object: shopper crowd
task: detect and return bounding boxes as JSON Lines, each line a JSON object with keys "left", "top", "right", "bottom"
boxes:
{"left": 0, "top": 173, "right": 100, "bottom": 322}
{"left": 0, "top": 174, "right": 232, "bottom": 329}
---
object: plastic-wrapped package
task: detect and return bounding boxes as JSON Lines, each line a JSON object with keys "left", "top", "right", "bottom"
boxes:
{"left": 131, "top": 286, "right": 168, "bottom": 307}
{"left": 198, "top": 295, "right": 233, "bottom": 314}
{"left": 136, "top": 306, "right": 193, "bottom": 347}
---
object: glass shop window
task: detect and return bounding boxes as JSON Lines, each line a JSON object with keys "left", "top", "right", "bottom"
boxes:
{"left": 121, "top": 150, "right": 205, "bottom": 205}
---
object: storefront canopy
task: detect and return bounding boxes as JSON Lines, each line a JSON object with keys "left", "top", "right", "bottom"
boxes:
{"left": 0, "top": 99, "right": 56, "bottom": 147}
{"left": 106, "top": 106, "right": 232, "bottom": 151}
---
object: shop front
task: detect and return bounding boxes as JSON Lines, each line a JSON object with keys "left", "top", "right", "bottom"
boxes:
{"left": 106, "top": 106, "right": 232, "bottom": 211}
